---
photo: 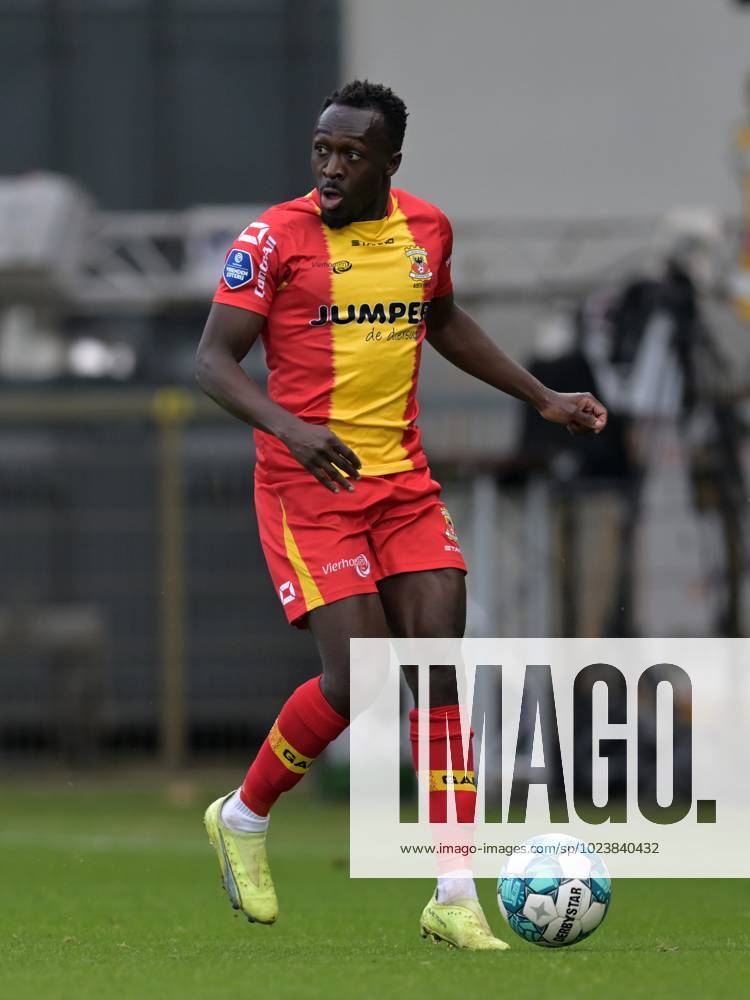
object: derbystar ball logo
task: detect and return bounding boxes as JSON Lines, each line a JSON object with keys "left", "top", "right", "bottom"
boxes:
{"left": 553, "top": 885, "right": 584, "bottom": 942}
{"left": 322, "top": 554, "right": 371, "bottom": 578}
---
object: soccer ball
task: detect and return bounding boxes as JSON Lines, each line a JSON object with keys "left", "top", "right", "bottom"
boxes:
{"left": 497, "top": 834, "right": 611, "bottom": 947}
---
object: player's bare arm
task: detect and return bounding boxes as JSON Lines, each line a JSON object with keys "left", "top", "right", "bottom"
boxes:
{"left": 196, "top": 302, "right": 361, "bottom": 492}
{"left": 426, "top": 292, "right": 608, "bottom": 435}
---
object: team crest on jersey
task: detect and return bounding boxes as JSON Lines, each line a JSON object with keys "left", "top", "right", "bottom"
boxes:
{"left": 405, "top": 246, "right": 432, "bottom": 282}
{"left": 223, "top": 249, "right": 254, "bottom": 289}
{"left": 440, "top": 506, "right": 459, "bottom": 543}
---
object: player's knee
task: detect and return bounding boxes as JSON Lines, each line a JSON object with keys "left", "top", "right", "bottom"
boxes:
{"left": 401, "top": 664, "right": 459, "bottom": 707}
{"left": 426, "top": 573, "right": 466, "bottom": 636}
{"left": 383, "top": 569, "right": 466, "bottom": 637}
{"left": 320, "top": 670, "right": 350, "bottom": 719}
{"left": 429, "top": 665, "right": 459, "bottom": 707}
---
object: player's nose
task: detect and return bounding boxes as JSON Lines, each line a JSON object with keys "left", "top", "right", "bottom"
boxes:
{"left": 322, "top": 153, "right": 345, "bottom": 179}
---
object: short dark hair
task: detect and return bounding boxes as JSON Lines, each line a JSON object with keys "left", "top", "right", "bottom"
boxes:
{"left": 321, "top": 79, "right": 408, "bottom": 152}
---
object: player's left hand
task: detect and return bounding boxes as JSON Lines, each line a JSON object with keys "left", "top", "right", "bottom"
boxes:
{"left": 538, "top": 391, "right": 608, "bottom": 435}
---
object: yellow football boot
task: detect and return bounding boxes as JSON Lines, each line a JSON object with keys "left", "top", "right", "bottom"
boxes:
{"left": 420, "top": 891, "right": 511, "bottom": 950}
{"left": 204, "top": 794, "right": 278, "bottom": 925}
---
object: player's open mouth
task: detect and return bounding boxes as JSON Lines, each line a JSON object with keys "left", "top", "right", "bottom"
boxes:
{"left": 320, "top": 188, "right": 344, "bottom": 211}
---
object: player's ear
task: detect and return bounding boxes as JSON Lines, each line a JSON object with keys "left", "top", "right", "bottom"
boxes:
{"left": 385, "top": 151, "right": 402, "bottom": 177}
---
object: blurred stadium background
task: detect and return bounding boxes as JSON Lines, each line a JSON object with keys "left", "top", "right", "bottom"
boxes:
{"left": 2, "top": 0, "right": 750, "bottom": 774}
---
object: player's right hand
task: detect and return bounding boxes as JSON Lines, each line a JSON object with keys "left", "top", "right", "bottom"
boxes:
{"left": 279, "top": 419, "right": 362, "bottom": 492}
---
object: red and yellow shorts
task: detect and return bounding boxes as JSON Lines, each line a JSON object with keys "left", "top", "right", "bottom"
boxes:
{"left": 254, "top": 465, "right": 467, "bottom": 627}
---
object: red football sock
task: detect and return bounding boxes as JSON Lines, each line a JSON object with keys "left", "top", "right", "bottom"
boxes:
{"left": 410, "top": 704, "right": 477, "bottom": 877}
{"left": 409, "top": 704, "right": 477, "bottom": 824}
{"left": 240, "top": 676, "right": 348, "bottom": 816}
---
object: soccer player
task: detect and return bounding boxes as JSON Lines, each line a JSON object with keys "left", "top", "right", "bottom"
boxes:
{"left": 197, "top": 80, "right": 607, "bottom": 950}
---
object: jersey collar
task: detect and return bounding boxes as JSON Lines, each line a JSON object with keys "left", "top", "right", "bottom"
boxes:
{"left": 306, "top": 188, "right": 397, "bottom": 220}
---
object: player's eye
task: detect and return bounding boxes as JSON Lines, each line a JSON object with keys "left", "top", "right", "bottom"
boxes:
{"left": 313, "top": 144, "right": 328, "bottom": 155}
{"left": 346, "top": 150, "right": 362, "bottom": 161}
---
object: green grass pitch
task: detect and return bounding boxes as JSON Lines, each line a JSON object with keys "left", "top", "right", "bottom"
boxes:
{"left": 1, "top": 780, "right": 748, "bottom": 999}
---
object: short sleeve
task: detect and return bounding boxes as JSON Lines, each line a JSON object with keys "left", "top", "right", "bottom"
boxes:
{"left": 212, "top": 213, "right": 283, "bottom": 317}
{"left": 433, "top": 211, "right": 454, "bottom": 299}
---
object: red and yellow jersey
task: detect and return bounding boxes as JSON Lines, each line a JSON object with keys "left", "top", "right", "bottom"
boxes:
{"left": 212, "top": 187, "right": 453, "bottom": 478}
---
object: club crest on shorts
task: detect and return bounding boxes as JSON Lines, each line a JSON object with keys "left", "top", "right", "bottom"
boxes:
{"left": 405, "top": 245, "right": 432, "bottom": 282}
{"left": 440, "top": 506, "right": 459, "bottom": 543}
{"left": 223, "top": 249, "right": 254, "bottom": 289}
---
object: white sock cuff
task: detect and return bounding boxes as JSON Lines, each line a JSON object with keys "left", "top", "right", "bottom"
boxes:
{"left": 220, "top": 789, "right": 270, "bottom": 833}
